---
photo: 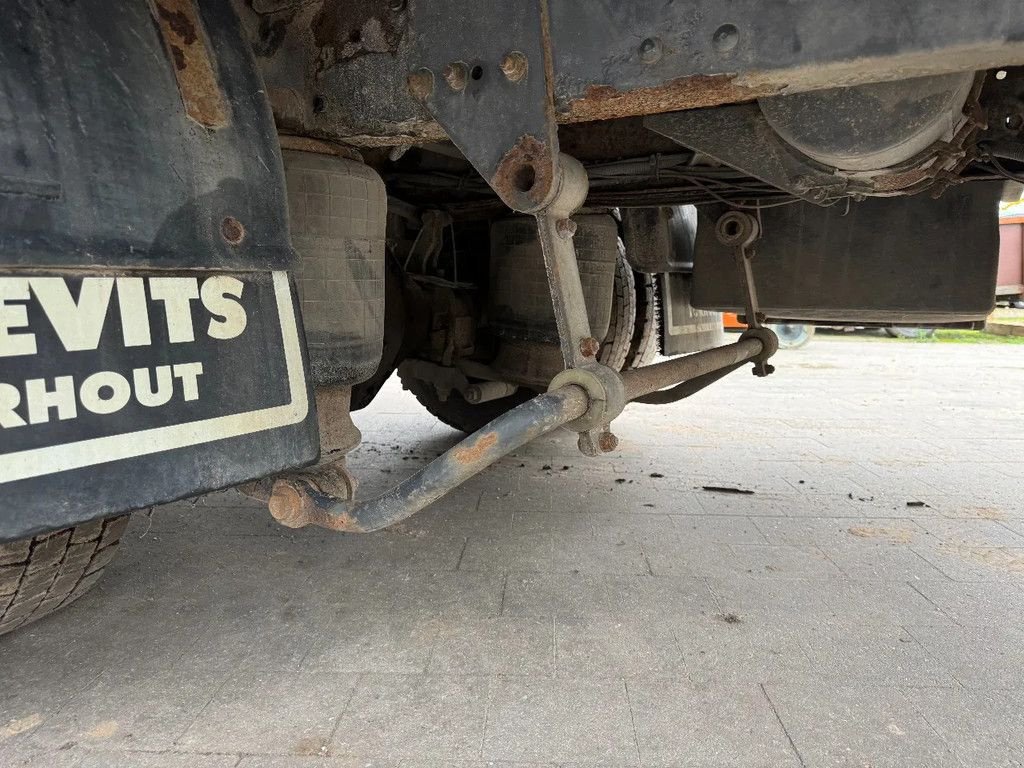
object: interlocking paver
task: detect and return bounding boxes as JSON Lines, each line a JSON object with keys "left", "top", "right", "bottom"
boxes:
{"left": 1, "top": 339, "right": 1023, "bottom": 767}
{"left": 765, "top": 683, "right": 963, "bottom": 767}
{"left": 176, "top": 670, "right": 357, "bottom": 754}
{"left": 482, "top": 677, "right": 637, "bottom": 764}
{"left": 630, "top": 680, "right": 801, "bottom": 767}
{"left": 332, "top": 674, "right": 488, "bottom": 761}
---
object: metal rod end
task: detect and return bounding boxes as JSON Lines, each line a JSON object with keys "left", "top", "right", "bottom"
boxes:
{"left": 269, "top": 480, "right": 310, "bottom": 529}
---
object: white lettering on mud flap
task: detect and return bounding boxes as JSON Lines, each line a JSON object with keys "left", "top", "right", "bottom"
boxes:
{"left": 0, "top": 271, "right": 307, "bottom": 483}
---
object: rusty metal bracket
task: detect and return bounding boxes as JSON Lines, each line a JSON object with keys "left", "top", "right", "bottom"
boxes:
{"left": 406, "top": 1, "right": 559, "bottom": 212}
{"left": 715, "top": 210, "right": 775, "bottom": 377}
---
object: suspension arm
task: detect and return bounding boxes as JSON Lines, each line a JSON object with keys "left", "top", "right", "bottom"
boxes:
{"left": 267, "top": 329, "right": 775, "bottom": 533}
{"left": 269, "top": 385, "right": 589, "bottom": 533}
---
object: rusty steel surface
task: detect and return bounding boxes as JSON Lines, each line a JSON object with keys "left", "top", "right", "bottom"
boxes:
{"left": 492, "top": 135, "right": 559, "bottom": 213}
{"left": 314, "top": 386, "right": 363, "bottom": 457}
{"left": 151, "top": 0, "right": 228, "bottom": 129}
{"left": 277, "top": 135, "right": 363, "bottom": 161}
{"left": 268, "top": 384, "right": 589, "bottom": 533}
{"left": 404, "top": 1, "right": 561, "bottom": 212}
{"left": 239, "top": 0, "right": 1024, "bottom": 147}
{"left": 560, "top": 75, "right": 767, "bottom": 124}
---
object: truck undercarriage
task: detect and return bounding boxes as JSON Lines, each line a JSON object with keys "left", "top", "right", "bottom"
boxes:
{"left": 1, "top": 0, "right": 1022, "bottom": 632}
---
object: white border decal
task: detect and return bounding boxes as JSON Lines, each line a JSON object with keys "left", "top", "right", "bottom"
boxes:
{"left": 0, "top": 271, "right": 308, "bottom": 484}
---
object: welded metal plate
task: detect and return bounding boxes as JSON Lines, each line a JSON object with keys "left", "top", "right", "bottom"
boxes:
{"left": 0, "top": 270, "right": 317, "bottom": 541}
{"left": 408, "top": 0, "right": 559, "bottom": 211}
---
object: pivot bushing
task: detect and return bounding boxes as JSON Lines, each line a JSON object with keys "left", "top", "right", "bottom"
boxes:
{"left": 548, "top": 362, "right": 626, "bottom": 433}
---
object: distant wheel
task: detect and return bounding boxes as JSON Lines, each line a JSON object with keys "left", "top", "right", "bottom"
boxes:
{"left": 884, "top": 327, "right": 936, "bottom": 339}
{"left": 597, "top": 247, "right": 637, "bottom": 372}
{"left": 404, "top": 249, "right": 654, "bottom": 433}
{"left": 770, "top": 323, "right": 814, "bottom": 349}
{"left": 624, "top": 270, "right": 660, "bottom": 368}
{"left": 399, "top": 374, "right": 533, "bottom": 434}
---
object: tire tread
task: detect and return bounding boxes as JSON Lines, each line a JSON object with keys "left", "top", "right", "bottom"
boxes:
{"left": 0, "top": 515, "right": 129, "bottom": 637}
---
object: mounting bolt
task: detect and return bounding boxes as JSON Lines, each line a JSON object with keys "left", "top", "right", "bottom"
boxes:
{"left": 407, "top": 68, "right": 434, "bottom": 100}
{"left": 268, "top": 482, "right": 306, "bottom": 528}
{"left": 598, "top": 431, "right": 619, "bottom": 453}
{"left": 555, "top": 218, "right": 578, "bottom": 239}
{"left": 712, "top": 23, "right": 740, "bottom": 54}
{"left": 500, "top": 51, "right": 529, "bottom": 82}
{"left": 638, "top": 37, "right": 662, "bottom": 64}
{"left": 220, "top": 216, "right": 245, "bottom": 245}
{"left": 443, "top": 62, "right": 469, "bottom": 92}
{"left": 577, "top": 337, "right": 598, "bottom": 360}
{"left": 388, "top": 0, "right": 406, "bottom": 10}
{"left": 579, "top": 337, "right": 601, "bottom": 358}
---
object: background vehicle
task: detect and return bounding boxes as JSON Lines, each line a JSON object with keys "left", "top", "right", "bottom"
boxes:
{"left": 998, "top": 205, "right": 1024, "bottom": 307}
{"left": 2, "top": 0, "right": 1023, "bottom": 634}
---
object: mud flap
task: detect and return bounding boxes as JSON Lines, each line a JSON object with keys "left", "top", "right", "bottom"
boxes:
{"left": 0, "top": 0, "right": 319, "bottom": 540}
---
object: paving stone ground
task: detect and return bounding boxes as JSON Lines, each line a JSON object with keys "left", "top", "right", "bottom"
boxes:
{"left": 2, "top": 336, "right": 1024, "bottom": 767}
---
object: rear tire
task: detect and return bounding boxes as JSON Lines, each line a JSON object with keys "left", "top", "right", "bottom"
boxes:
{"left": 625, "top": 270, "right": 659, "bottom": 368}
{"left": 400, "top": 375, "right": 533, "bottom": 434}
{"left": 402, "top": 248, "right": 656, "bottom": 433}
{"left": 770, "top": 323, "right": 815, "bottom": 349}
{"left": 0, "top": 515, "right": 129, "bottom": 637}
{"left": 597, "top": 249, "right": 637, "bottom": 371}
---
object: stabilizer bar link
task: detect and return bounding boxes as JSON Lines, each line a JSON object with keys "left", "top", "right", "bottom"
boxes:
{"left": 267, "top": 332, "right": 773, "bottom": 533}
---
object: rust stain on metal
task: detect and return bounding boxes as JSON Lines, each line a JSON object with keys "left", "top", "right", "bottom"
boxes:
{"left": 150, "top": 0, "right": 228, "bottom": 128}
{"left": 559, "top": 75, "right": 770, "bottom": 124}
{"left": 219, "top": 216, "right": 245, "bottom": 245}
{"left": 579, "top": 336, "right": 600, "bottom": 358}
{"left": 279, "top": 134, "right": 363, "bottom": 161}
{"left": 597, "top": 431, "right": 619, "bottom": 453}
{"left": 492, "top": 134, "right": 556, "bottom": 210}
{"left": 453, "top": 431, "right": 499, "bottom": 464}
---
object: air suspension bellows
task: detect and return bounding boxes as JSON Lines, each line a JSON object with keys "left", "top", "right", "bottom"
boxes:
{"left": 284, "top": 149, "right": 387, "bottom": 387}
{"left": 488, "top": 214, "right": 618, "bottom": 344}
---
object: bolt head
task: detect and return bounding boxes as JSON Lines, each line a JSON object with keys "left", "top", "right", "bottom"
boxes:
{"left": 500, "top": 51, "right": 528, "bottom": 82}
{"left": 220, "top": 216, "right": 245, "bottom": 245}
{"left": 555, "top": 218, "right": 578, "bottom": 239}
{"left": 712, "top": 23, "right": 740, "bottom": 54}
{"left": 639, "top": 37, "right": 662, "bottom": 63}
{"left": 388, "top": 0, "right": 406, "bottom": 10}
{"left": 443, "top": 62, "right": 469, "bottom": 91}
{"left": 579, "top": 337, "right": 601, "bottom": 358}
